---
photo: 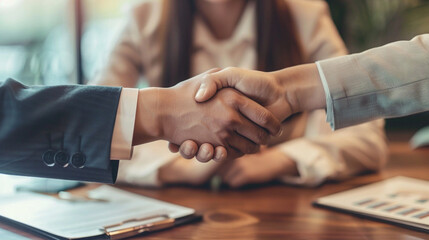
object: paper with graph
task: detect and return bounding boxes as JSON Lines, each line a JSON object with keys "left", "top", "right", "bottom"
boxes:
{"left": 315, "top": 176, "right": 429, "bottom": 232}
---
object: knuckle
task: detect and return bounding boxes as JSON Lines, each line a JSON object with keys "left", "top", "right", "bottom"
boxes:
{"left": 226, "top": 117, "right": 239, "bottom": 126}
{"left": 224, "top": 66, "right": 236, "bottom": 73}
{"left": 222, "top": 90, "right": 240, "bottom": 105}
{"left": 224, "top": 111, "right": 240, "bottom": 126}
{"left": 233, "top": 94, "right": 244, "bottom": 106}
{"left": 245, "top": 144, "right": 258, "bottom": 154}
{"left": 218, "top": 130, "right": 231, "bottom": 142}
{"left": 257, "top": 110, "right": 271, "bottom": 126}
{"left": 256, "top": 130, "right": 269, "bottom": 144}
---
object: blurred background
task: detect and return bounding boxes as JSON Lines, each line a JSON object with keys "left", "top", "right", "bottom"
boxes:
{"left": 0, "top": 0, "right": 429, "bottom": 187}
{"left": 0, "top": 0, "right": 138, "bottom": 86}
{"left": 1, "top": 0, "right": 429, "bottom": 85}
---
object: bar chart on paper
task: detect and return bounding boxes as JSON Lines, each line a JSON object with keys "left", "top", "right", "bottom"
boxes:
{"left": 314, "top": 176, "right": 429, "bottom": 232}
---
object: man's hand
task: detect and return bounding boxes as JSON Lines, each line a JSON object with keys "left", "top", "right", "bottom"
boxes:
{"left": 169, "top": 68, "right": 292, "bottom": 161}
{"left": 133, "top": 70, "right": 282, "bottom": 162}
{"left": 173, "top": 64, "right": 325, "bottom": 161}
{"left": 196, "top": 67, "right": 294, "bottom": 120}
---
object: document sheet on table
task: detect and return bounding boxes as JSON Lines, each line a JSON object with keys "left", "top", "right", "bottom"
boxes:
{"left": 0, "top": 185, "right": 195, "bottom": 239}
{"left": 315, "top": 176, "right": 429, "bottom": 230}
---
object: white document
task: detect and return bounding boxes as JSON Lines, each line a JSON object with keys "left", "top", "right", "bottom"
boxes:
{"left": 0, "top": 185, "right": 195, "bottom": 239}
{"left": 315, "top": 176, "right": 429, "bottom": 231}
{"left": 0, "top": 228, "right": 31, "bottom": 240}
{"left": 410, "top": 126, "right": 429, "bottom": 148}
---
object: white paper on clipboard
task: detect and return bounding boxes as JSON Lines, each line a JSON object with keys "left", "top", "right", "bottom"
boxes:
{"left": 0, "top": 185, "right": 195, "bottom": 239}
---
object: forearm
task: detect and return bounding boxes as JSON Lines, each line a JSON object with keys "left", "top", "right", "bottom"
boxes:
{"left": 270, "top": 63, "right": 326, "bottom": 117}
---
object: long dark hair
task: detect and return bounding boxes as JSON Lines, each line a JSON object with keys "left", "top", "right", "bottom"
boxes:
{"left": 161, "top": 0, "right": 304, "bottom": 87}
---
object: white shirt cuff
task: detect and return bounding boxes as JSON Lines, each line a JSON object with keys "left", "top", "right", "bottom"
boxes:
{"left": 316, "top": 61, "right": 335, "bottom": 130}
{"left": 277, "top": 139, "right": 335, "bottom": 187}
{"left": 110, "top": 88, "right": 139, "bottom": 160}
{"left": 116, "top": 141, "right": 180, "bottom": 187}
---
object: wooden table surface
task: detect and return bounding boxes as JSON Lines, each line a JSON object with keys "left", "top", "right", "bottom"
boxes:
{"left": 2, "top": 142, "right": 429, "bottom": 240}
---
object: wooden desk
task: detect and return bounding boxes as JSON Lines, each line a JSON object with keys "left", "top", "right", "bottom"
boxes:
{"left": 2, "top": 143, "right": 429, "bottom": 240}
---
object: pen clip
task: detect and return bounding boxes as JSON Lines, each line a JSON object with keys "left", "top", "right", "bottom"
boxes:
{"left": 102, "top": 214, "right": 175, "bottom": 240}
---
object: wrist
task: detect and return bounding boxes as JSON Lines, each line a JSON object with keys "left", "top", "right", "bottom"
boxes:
{"left": 133, "top": 88, "right": 165, "bottom": 145}
{"left": 296, "top": 63, "right": 326, "bottom": 111}
{"left": 273, "top": 63, "right": 325, "bottom": 113}
{"left": 290, "top": 63, "right": 326, "bottom": 112}
{"left": 267, "top": 71, "right": 299, "bottom": 120}
{"left": 278, "top": 152, "right": 299, "bottom": 177}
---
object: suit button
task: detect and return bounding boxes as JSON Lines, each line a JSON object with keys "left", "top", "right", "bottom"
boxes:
{"left": 54, "top": 151, "right": 69, "bottom": 167}
{"left": 42, "top": 150, "right": 56, "bottom": 167}
{"left": 70, "top": 152, "right": 86, "bottom": 168}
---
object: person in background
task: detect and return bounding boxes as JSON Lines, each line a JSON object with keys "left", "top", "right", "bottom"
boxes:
{"left": 93, "top": 0, "right": 388, "bottom": 188}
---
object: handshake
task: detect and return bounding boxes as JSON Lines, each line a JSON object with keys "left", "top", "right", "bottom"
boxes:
{"left": 133, "top": 64, "right": 325, "bottom": 162}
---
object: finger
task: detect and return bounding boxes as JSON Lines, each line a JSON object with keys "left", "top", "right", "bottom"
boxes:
{"left": 222, "top": 160, "right": 248, "bottom": 188}
{"left": 168, "top": 143, "right": 180, "bottom": 153}
{"left": 225, "top": 147, "right": 245, "bottom": 161}
{"left": 195, "top": 68, "right": 236, "bottom": 103}
{"left": 229, "top": 175, "right": 247, "bottom": 188}
{"left": 234, "top": 115, "right": 269, "bottom": 145}
{"left": 179, "top": 140, "right": 199, "bottom": 159}
{"left": 236, "top": 97, "right": 281, "bottom": 136}
{"left": 223, "top": 163, "right": 241, "bottom": 184}
{"left": 227, "top": 134, "right": 260, "bottom": 155}
{"left": 196, "top": 143, "right": 215, "bottom": 163}
{"left": 213, "top": 146, "right": 227, "bottom": 162}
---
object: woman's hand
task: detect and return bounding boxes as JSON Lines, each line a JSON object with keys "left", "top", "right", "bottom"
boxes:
{"left": 159, "top": 157, "right": 221, "bottom": 186}
{"left": 219, "top": 148, "right": 299, "bottom": 188}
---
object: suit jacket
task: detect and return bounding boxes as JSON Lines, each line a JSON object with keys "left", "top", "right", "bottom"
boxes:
{"left": 318, "top": 34, "right": 429, "bottom": 129}
{"left": 0, "top": 79, "right": 122, "bottom": 183}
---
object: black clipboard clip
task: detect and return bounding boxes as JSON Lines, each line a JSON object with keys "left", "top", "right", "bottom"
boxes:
{"left": 102, "top": 214, "right": 175, "bottom": 240}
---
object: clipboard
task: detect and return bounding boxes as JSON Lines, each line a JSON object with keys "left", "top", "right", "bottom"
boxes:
{"left": 0, "top": 186, "right": 201, "bottom": 240}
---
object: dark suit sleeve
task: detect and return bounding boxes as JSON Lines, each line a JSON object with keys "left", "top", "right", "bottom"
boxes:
{"left": 0, "top": 78, "right": 123, "bottom": 183}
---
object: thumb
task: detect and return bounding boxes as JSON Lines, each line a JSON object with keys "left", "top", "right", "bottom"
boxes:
{"left": 195, "top": 76, "right": 220, "bottom": 102}
{"left": 195, "top": 68, "right": 237, "bottom": 102}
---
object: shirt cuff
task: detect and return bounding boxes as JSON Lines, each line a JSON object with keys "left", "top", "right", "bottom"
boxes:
{"left": 277, "top": 139, "right": 335, "bottom": 187}
{"left": 116, "top": 141, "right": 180, "bottom": 187}
{"left": 110, "top": 88, "right": 139, "bottom": 160}
{"left": 316, "top": 61, "right": 335, "bottom": 130}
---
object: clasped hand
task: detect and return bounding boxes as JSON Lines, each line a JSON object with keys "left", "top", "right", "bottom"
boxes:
{"left": 167, "top": 67, "right": 294, "bottom": 162}
{"left": 133, "top": 69, "right": 286, "bottom": 162}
